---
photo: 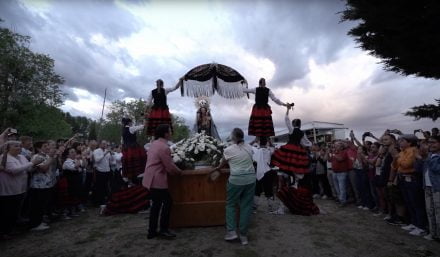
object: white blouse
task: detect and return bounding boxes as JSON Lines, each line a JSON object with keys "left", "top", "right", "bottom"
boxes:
{"left": 0, "top": 154, "right": 32, "bottom": 195}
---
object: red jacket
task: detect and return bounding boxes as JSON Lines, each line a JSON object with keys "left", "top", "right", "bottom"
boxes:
{"left": 331, "top": 150, "right": 350, "bottom": 173}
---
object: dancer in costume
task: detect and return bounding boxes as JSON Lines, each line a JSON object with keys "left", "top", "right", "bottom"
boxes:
{"left": 243, "top": 78, "right": 291, "bottom": 137}
{"left": 121, "top": 118, "right": 147, "bottom": 182}
{"left": 145, "top": 79, "right": 180, "bottom": 136}
{"left": 271, "top": 106, "right": 319, "bottom": 216}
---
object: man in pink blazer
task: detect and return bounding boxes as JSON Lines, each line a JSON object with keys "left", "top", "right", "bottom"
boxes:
{"left": 142, "top": 124, "right": 182, "bottom": 239}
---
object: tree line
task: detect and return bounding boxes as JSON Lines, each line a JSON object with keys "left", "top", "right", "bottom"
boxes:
{"left": 0, "top": 19, "right": 189, "bottom": 144}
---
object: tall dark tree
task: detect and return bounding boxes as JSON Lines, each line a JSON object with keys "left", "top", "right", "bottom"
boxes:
{"left": 341, "top": 1, "right": 440, "bottom": 79}
{"left": 0, "top": 20, "right": 65, "bottom": 128}
{"left": 88, "top": 121, "right": 98, "bottom": 140}
{"left": 405, "top": 99, "right": 440, "bottom": 121}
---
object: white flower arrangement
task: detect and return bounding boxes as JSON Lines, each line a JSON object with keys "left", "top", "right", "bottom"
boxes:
{"left": 171, "top": 131, "right": 226, "bottom": 169}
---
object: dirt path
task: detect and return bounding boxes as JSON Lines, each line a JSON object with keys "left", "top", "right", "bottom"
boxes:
{"left": 1, "top": 199, "right": 439, "bottom": 257}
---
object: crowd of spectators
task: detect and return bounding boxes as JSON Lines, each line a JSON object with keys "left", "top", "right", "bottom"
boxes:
{"left": 0, "top": 126, "right": 439, "bottom": 244}
{"left": 0, "top": 129, "right": 123, "bottom": 240}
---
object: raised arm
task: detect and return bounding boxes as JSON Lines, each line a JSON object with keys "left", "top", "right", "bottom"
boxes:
{"left": 285, "top": 108, "right": 293, "bottom": 133}
{"left": 145, "top": 92, "right": 153, "bottom": 106}
{"left": 129, "top": 125, "right": 145, "bottom": 134}
{"left": 242, "top": 88, "right": 256, "bottom": 94}
{"left": 269, "top": 89, "right": 288, "bottom": 106}
{"left": 165, "top": 81, "right": 180, "bottom": 94}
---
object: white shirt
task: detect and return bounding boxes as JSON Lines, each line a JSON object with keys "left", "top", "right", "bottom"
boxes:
{"left": 93, "top": 148, "right": 111, "bottom": 172}
{"left": 242, "top": 88, "right": 286, "bottom": 106}
{"left": 113, "top": 152, "right": 123, "bottom": 170}
{"left": 223, "top": 143, "right": 255, "bottom": 185}
{"left": 0, "top": 154, "right": 32, "bottom": 195}
{"left": 62, "top": 158, "right": 79, "bottom": 172}
{"left": 285, "top": 112, "right": 313, "bottom": 147}
{"left": 146, "top": 83, "right": 180, "bottom": 106}
{"left": 252, "top": 146, "right": 274, "bottom": 180}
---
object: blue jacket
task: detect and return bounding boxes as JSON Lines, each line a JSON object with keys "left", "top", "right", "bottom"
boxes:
{"left": 423, "top": 153, "right": 440, "bottom": 192}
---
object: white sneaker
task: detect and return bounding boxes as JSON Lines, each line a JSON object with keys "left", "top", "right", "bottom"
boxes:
{"left": 357, "top": 205, "right": 364, "bottom": 209}
{"left": 313, "top": 194, "right": 320, "bottom": 199}
{"left": 409, "top": 228, "right": 426, "bottom": 236}
{"left": 401, "top": 224, "right": 417, "bottom": 231}
{"left": 31, "top": 223, "right": 50, "bottom": 231}
{"left": 270, "top": 206, "right": 285, "bottom": 215}
{"left": 321, "top": 195, "right": 328, "bottom": 200}
{"left": 423, "top": 234, "right": 434, "bottom": 241}
{"left": 224, "top": 231, "right": 238, "bottom": 241}
{"left": 383, "top": 215, "right": 391, "bottom": 220}
{"left": 362, "top": 207, "right": 370, "bottom": 211}
{"left": 240, "top": 235, "right": 248, "bottom": 245}
{"left": 99, "top": 205, "right": 106, "bottom": 215}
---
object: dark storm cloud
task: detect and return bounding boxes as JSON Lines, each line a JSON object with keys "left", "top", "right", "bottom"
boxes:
{"left": 227, "top": 0, "right": 355, "bottom": 87}
{"left": 0, "top": 0, "right": 142, "bottom": 100}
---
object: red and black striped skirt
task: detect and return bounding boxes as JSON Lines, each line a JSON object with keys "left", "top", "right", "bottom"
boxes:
{"left": 122, "top": 145, "right": 147, "bottom": 180}
{"left": 103, "top": 185, "right": 150, "bottom": 215}
{"left": 277, "top": 186, "right": 319, "bottom": 216}
{"left": 271, "top": 143, "right": 310, "bottom": 175}
{"left": 248, "top": 105, "right": 274, "bottom": 137}
{"left": 56, "top": 176, "right": 80, "bottom": 208}
{"left": 146, "top": 107, "right": 173, "bottom": 136}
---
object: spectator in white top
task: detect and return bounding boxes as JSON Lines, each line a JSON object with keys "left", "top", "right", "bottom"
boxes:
{"left": 0, "top": 141, "right": 42, "bottom": 239}
{"left": 62, "top": 148, "right": 83, "bottom": 216}
{"left": 28, "top": 141, "right": 54, "bottom": 231}
{"left": 93, "top": 140, "right": 112, "bottom": 205}
{"left": 252, "top": 136, "right": 276, "bottom": 213}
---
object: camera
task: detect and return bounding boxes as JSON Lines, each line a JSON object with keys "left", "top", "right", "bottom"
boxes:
{"left": 7, "top": 128, "right": 18, "bottom": 136}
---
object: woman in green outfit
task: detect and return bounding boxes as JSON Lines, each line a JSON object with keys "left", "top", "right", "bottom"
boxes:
{"left": 210, "top": 128, "right": 256, "bottom": 245}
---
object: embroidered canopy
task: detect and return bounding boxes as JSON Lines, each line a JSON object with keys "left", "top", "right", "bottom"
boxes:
{"left": 179, "top": 63, "right": 248, "bottom": 99}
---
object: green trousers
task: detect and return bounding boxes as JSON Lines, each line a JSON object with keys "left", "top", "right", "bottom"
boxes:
{"left": 226, "top": 181, "right": 256, "bottom": 235}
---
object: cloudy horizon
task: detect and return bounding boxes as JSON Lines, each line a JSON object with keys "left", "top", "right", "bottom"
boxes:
{"left": 1, "top": 0, "right": 437, "bottom": 140}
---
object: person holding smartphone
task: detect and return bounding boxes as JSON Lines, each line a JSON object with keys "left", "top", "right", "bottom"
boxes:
{"left": 0, "top": 141, "right": 43, "bottom": 239}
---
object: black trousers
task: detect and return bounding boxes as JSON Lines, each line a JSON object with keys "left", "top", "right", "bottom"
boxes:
{"left": 148, "top": 188, "right": 172, "bottom": 235}
{"left": 65, "top": 171, "right": 82, "bottom": 200}
{"left": 83, "top": 172, "right": 94, "bottom": 202}
{"left": 29, "top": 188, "right": 51, "bottom": 228}
{"left": 255, "top": 170, "right": 276, "bottom": 198}
{"left": 93, "top": 172, "right": 111, "bottom": 205}
{"left": 312, "top": 173, "right": 333, "bottom": 197}
{"left": 0, "top": 193, "right": 25, "bottom": 235}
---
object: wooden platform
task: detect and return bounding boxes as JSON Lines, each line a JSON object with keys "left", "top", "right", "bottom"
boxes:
{"left": 168, "top": 168, "right": 229, "bottom": 228}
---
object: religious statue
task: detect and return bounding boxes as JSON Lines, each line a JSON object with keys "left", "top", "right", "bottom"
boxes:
{"left": 193, "top": 97, "right": 221, "bottom": 140}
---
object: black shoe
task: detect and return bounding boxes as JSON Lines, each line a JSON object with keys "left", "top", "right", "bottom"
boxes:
{"left": 147, "top": 232, "right": 157, "bottom": 239}
{"left": 386, "top": 219, "right": 404, "bottom": 226}
{"left": 159, "top": 230, "right": 176, "bottom": 238}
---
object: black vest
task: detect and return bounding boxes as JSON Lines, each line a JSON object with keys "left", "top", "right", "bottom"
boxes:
{"left": 152, "top": 88, "right": 167, "bottom": 108}
{"left": 288, "top": 128, "right": 304, "bottom": 145}
{"left": 255, "top": 87, "right": 269, "bottom": 107}
{"left": 122, "top": 127, "right": 137, "bottom": 147}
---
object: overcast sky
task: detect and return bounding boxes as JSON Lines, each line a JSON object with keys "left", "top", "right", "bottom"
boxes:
{"left": 1, "top": 0, "right": 438, "bottom": 140}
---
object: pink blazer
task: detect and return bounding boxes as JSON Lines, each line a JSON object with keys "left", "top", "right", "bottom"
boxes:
{"left": 142, "top": 138, "right": 181, "bottom": 189}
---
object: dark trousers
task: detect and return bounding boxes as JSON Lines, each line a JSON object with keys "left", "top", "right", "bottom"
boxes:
{"left": 312, "top": 173, "right": 333, "bottom": 197}
{"left": 0, "top": 193, "right": 25, "bottom": 235}
{"left": 148, "top": 188, "right": 172, "bottom": 235}
{"left": 83, "top": 172, "right": 94, "bottom": 202}
{"left": 93, "top": 172, "right": 111, "bottom": 205}
{"left": 255, "top": 170, "right": 276, "bottom": 198}
{"left": 355, "top": 169, "right": 374, "bottom": 209}
{"left": 29, "top": 188, "right": 51, "bottom": 228}
{"left": 65, "top": 171, "right": 82, "bottom": 200}
{"left": 399, "top": 178, "right": 427, "bottom": 229}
